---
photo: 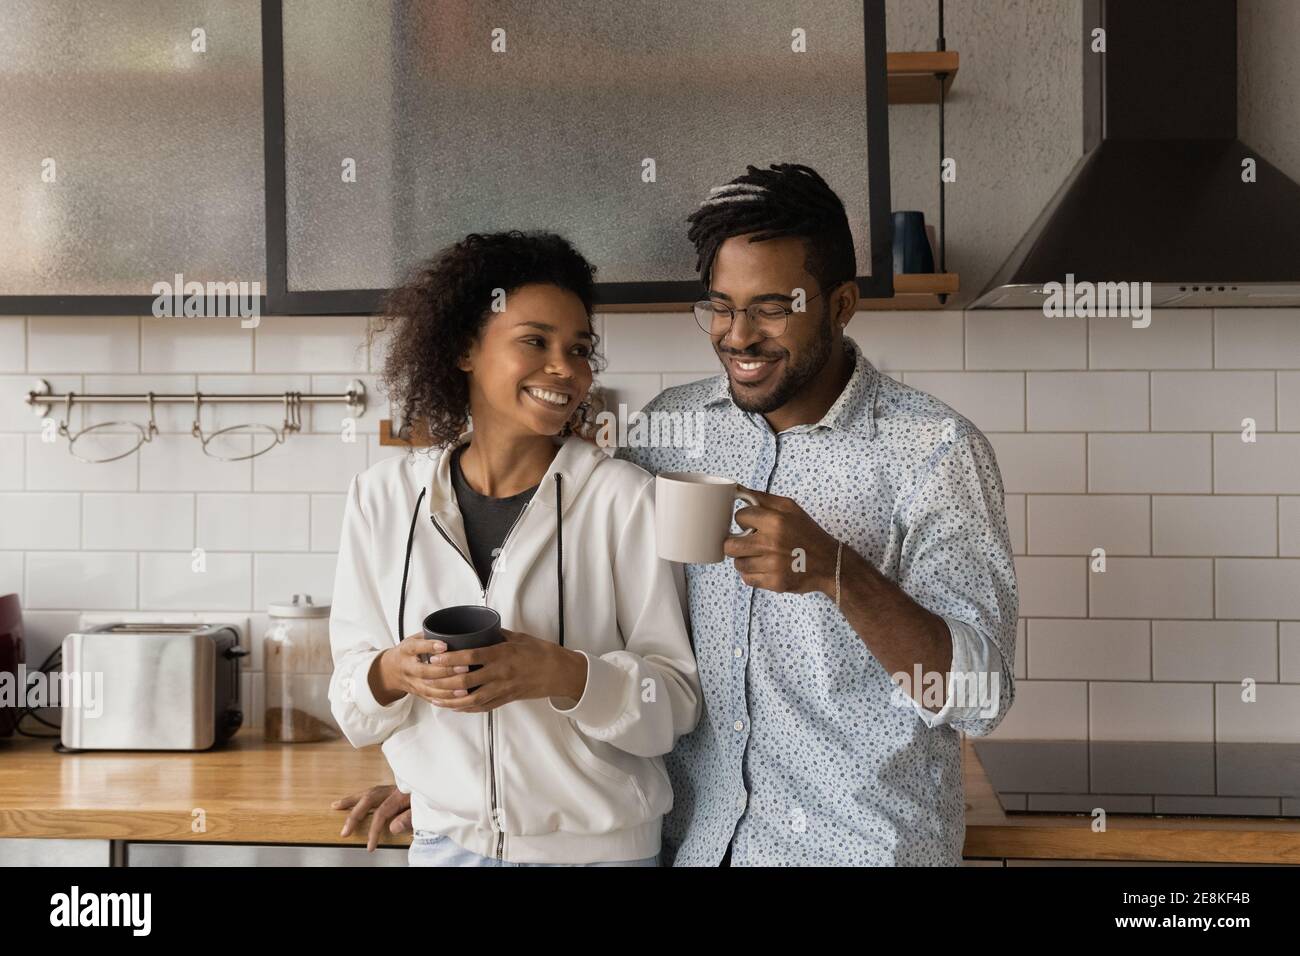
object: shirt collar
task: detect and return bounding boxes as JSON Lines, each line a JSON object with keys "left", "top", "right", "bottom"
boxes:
{"left": 703, "top": 336, "right": 879, "bottom": 440}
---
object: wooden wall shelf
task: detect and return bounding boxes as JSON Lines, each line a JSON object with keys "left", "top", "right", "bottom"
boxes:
{"left": 887, "top": 51, "right": 959, "bottom": 104}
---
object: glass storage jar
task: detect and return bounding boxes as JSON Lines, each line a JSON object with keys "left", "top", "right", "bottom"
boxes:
{"left": 263, "top": 594, "right": 340, "bottom": 743}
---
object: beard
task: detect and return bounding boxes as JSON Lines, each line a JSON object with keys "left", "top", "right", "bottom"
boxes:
{"left": 725, "top": 308, "right": 836, "bottom": 415}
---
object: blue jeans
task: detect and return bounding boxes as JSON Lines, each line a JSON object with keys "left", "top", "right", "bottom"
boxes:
{"left": 408, "top": 829, "right": 659, "bottom": 867}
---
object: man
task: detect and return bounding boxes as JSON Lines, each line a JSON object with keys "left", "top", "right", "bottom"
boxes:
{"left": 614, "top": 162, "right": 1017, "bottom": 866}
{"left": 335, "top": 162, "right": 1017, "bottom": 866}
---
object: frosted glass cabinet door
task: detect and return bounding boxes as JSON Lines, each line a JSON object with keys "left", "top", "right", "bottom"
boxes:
{"left": 281, "top": 0, "right": 876, "bottom": 292}
{"left": 0, "top": 0, "right": 266, "bottom": 296}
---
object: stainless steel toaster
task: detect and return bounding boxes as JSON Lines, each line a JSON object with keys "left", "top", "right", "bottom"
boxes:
{"left": 60, "top": 622, "right": 247, "bottom": 751}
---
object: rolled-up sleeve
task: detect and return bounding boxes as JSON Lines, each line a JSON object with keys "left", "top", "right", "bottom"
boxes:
{"left": 896, "top": 430, "right": 1018, "bottom": 735}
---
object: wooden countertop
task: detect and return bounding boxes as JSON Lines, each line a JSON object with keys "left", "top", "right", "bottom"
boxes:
{"left": 0, "top": 729, "right": 406, "bottom": 848}
{"left": 3, "top": 729, "right": 1299, "bottom": 861}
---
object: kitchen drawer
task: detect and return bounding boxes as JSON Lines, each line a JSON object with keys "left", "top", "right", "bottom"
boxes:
{"left": 0, "top": 838, "right": 111, "bottom": 866}
{"left": 126, "top": 842, "right": 408, "bottom": 866}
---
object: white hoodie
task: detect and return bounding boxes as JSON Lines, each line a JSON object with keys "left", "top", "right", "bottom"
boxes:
{"left": 328, "top": 432, "right": 701, "bottom": 863}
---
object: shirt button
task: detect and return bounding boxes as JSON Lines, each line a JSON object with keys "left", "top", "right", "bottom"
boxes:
{"left": 733, "top": 719, "right": 745, "bottom": 732}
{"left": 733, "top": 646, "right": 743, "bottom": 659}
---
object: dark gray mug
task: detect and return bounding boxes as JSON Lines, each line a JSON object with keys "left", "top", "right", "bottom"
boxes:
{"left": 420, "top": 606, "right": 504, "bottom": 689}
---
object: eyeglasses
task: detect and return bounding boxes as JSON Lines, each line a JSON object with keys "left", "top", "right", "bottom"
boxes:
{"left": 692, "top": 287, "right": 834, "bottom": 338}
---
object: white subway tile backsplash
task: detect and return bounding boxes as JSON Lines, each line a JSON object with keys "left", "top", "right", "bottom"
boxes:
{"left": 1152, "top": 495, "right": 1276, "bottom": 556}
{"left": 196, "top": 494, "right": 309, "bottom": 551}
{"left": 965, "top": 311, "right": 1086, "bottom": 370}
{"left": 1005, "top": 494, "right": 1026, "bottom": 553}
{"left": 595, "top": 374, "right": 663, "bottom": 417}
{"left": 139, "top": 435, "right": 251, "bottom": 492}
{"left": 25, "top": 433, "right": 138, "bottom": 491}
{"left": 1216, "top": 559, "right": 1300, "bottom": 619}
{"left": 1215, "top": 682, "right": 1300, "bottom": 743}
{"left": 307, "top": 375, "right": 381, "bottom": 435}
{"left": 1014, "top": 619, "right": 1026, "bottom": 679}
{"left": 849, "top": 311, "right": 964, "bottom": 371}
{"left": 253, "top": 553, "right": 339, "bottom": 612}
{"left": 1151, "top": 621, "right": 1276, "bottom": 682}
{"left": 1213, "top": 434, "right": 1300, "bottom": 493}
{"left": 27, "top": 316, "right": 138, "bottom": 373}
{"left": 9, "top": 308, "right": 1300, "bottom": 748}
{"left": 1279, "top": 372, "right": 1300, "bottom": 430}
{"left": 0, "top": 552, "right": 21, "bottom": 601}
{"left": 1089, "top": 434, "right": 1210, "bottom": 493}
{"left": 1214, "top": 308, "right": 1300, "bottom": 369}
{"left": 141, "top": 316, "right": 254, "bottom": 373}
{"left": 0, "top": 318, "right": 24, "bottom": 372}
{"left": 1027, "top": 495, "right": 1149, "bottom": 555}
{"left": 253, "top": 435, "right": 367, "bottom": 493}
{"left": 138, "top": 551, "right": 251, "bottom": 610}
{"left": 82, "top": 374, "right": 198, "bottom": 434}
{"left": 0, "top": 435, "right": 22, "bottom": 490}
{"left": 1027, "top": 372, "right": 1148, "bottom": 431}
{"left": 310, "top": 494, "right": 346, "bottom": 552}
{"left": 1013, "top": 556, "right": 1087, "bottom": 617}
{"left": 1089, "top": 682, "right": 1214, "bottom": 741}
{"left": 985, "top": 680, "right": 1088, "bottom": 740}
{"left": 16, "top": 609, "right": 82, "bottom": 665}
{"left": 26, "top": 551, "right": 137, "bottom": 610}
{"left": 1286, "top": 498, "right": 1300, "bottom": 552}
{"left": 598, "top": 313, "right": 716, "bottom": 372}
{"left": 987, "top": 434, "right": 1086, "bottom": 492}
{"left": 253, "top": 315, "right": 368, "bottom": 373}
{"left": 1150, "top": 371, "right": 1276, "bottom": 431}
{"left": 83, "top": 493, "right": 193, "bottom": 550}
{"left": 0, "top": 374, "right": 82, "bottom": 432}
{"left": 194, "top": 374, "right": 313, "bottom": 433}
{"left": 1088, "top": 310, "right": 1211, "bottom": 369}
{"left": 1089, "top": 558, "right": 1214, "bottom": 619}
{"left": 1027, "top": 619, "right": 1150, "bottom": 680}
{"left": 367, "top": 434, "right": 410, "bottom": 467}
{"left": 1281, "top": 623, "right": 1300, "bottom": 682}
{"left": 902, "top": 371, "right": 1024, "bottom": 431}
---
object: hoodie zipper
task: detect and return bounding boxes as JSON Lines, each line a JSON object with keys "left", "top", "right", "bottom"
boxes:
{"left": 430, "top": 499, "right": 533, "bottom": 861}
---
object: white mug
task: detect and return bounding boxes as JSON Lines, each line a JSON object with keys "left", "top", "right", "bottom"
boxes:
{"left": 655, "top": 472, "right": 759, "bottom": 564}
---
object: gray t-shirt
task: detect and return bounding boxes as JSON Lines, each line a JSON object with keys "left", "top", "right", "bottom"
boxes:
{"left": 449, "top": 444, "right": 539, "bottom": 589}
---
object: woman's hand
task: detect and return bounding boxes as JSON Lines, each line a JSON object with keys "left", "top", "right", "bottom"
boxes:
{"left": 422, "top": 628, "right": 587, "bottom": 713}
{"left": 332, "top": 784, "right": 412, "bottom": 852}
{"left": 371, "top": 633, "right": 479, "bottom": 706}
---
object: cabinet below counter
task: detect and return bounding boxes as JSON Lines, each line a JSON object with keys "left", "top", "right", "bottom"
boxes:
{"left": 2, "top": 730, "right": 1299, "bottom": 864}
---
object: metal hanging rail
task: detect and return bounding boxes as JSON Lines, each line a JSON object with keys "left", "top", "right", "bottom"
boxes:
{"left": 23, "top": 378, "right": 367, "bottom": 463}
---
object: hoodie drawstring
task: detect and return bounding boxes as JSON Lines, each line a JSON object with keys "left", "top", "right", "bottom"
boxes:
{"left": 396, "top": 475, "right": 565, "bottom": 648}
{"left": 397, "top": 487, "right": 426, "bottom": 642}
{"left": 555, "top": 473, "right": 564, "bottom": 648}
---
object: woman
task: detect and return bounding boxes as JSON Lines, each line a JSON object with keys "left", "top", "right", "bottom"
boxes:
{"left": 327, "top": 230, "right": 700, "bottom": 866}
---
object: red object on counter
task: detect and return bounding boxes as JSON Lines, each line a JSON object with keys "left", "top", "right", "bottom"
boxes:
{"left": 0, "top": 593, "right": 26, "bottom": 738}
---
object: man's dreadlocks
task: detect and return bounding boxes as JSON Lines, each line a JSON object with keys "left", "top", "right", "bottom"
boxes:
{"left": 685, "top": 163, "right": 856, "bottom": 294}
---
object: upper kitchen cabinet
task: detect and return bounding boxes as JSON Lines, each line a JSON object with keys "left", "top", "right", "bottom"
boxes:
{"left": 0, "top": 0, "right": 265, "bottom": 312}
{"left": 273, "top": 0, "right": 893, "bottom": 311}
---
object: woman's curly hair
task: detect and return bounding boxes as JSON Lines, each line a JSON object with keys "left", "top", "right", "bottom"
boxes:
{"left": 369, "top": 230, "right": 605, "bottom": 448}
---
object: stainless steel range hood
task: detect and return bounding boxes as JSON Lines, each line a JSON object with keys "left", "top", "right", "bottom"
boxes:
{"left": 972, "top": 0, "right": 1300, "bottom": 310}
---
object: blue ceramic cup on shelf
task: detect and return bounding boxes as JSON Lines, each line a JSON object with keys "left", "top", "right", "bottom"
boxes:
{"left": 892, "top": 210, "right": 935, "bottom": 274}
